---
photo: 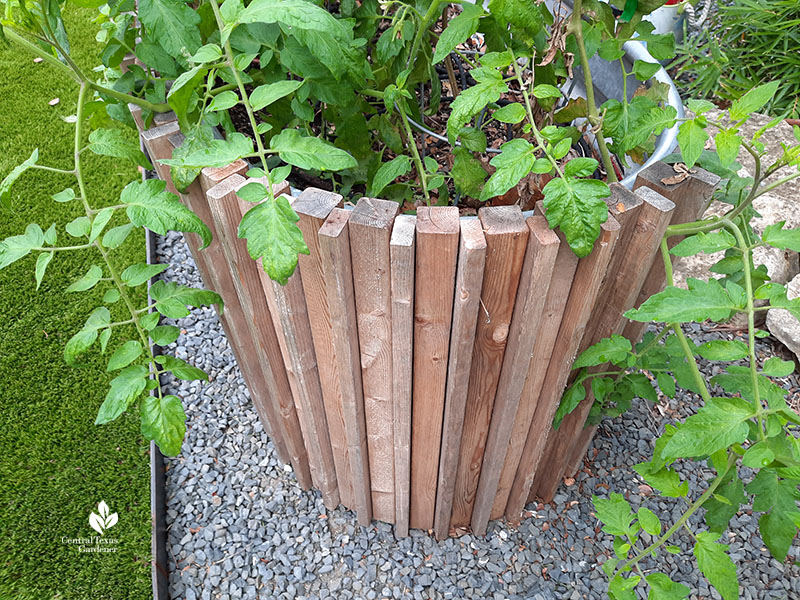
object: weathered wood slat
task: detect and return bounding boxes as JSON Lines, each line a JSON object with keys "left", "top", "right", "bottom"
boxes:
{"left": 236, "top": 189, "right": 339, "bottom": 509}
{"left": 293, "top": 189, "right": 353, "bottom": 510}
{"left": 623, "top": 163, "right": 720, "bottom": 344}
{"left": 450, "top": 206, "right": 529, "bottom": 528}
{"left": 349, "top": 198, "right": 400, "bottom": 523}
{"left": 557, "top": 185, "right": 678, "bottom": 483}
{"left": 319, "top": 208, "right": 373, "bottom": 525}
{"left": 141, "top": 123, "right": 293, "bottom": 464}
{"left": 390, "top": 214, "right": 416, "bottom": 537}
{"left": 490, "top": 221, "right": 578, "bottom": 521}
{"left": 433, "top": 220, "right": 487, "bottom": 540}
{"left": 505, "top": 215, "right": 620, "bottom": 523}
{"left": 204, "top": 175, "right": 312, "bottom": 489}
{"left": 528, "top": 185, "right": 650, "bottom": 503}
{"left": 471, "top": 215, "right": 559, "bottom": 535}
{"left": 410, "top": 207, "right": 460, "bottom": 531}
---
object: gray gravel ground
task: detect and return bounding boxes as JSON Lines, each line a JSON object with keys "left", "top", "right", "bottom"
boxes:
{"left": 155, "top": 231, "right": 800, "bottom": 600}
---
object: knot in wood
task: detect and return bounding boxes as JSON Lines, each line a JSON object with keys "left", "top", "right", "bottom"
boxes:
{"left": 492, "top": 323, "right": 509, "bottom": 343}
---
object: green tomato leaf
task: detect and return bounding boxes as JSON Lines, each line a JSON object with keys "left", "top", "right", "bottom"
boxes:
{"left": 696, "top": 339, "right": 749, "bottom": 361}
{"left": 137, "top": 0, "right": 201, "bottom": 58}
{"left": 693, "top": 531, "right": 739, "bottom": 600}
{"left": 34, "top": 251, "right": 53, "bottom": 290}
{"left": 663, "top": 397, "right": 755, "bottom": 460}
{"left": 189, "top": 43, "right": 223, "bottom": 63}
{"left": 65, "top": 216, "right": 90, "bottom": 238}
{"left": 763, "top": 221, "right": 800, "bottom": 252}
{"left": 632, "top": 59, "right": 661, "bottom": 81}
{"left": 433, "top": 2, "right": 483, "bottom": 64}
{"left": 486, "top": 0, "right": 544, "bottom": 45}
{"left": 542, "top": 176, "right": 610, "bottom": 257}
{"left": 102, "top": 224, "right": 134, "bottom": 249}
{"left": 121, "top": 262, "right": 170, "bottom": 287}
{"left": 1, "top": 149, "right": 38, "bottom": 209}
{"left": 371, "top": 155, "right": 411, "bottom": 197}
{"left": 166, "top": 65, "right": 208, "bottom": 129}
{"left": 150, "top": 280, "right": 223, "bottom": 318}
{"left": 532, "top": 84, "right": 562, "bottom": 99}
{"left": 121, "top": 179, "right": 212, "bottom": 248}
{"left": 207, "top": 90, "right": 239, "bottom": 112}
{"left": 574, "top": 335, "right": 632, "bottom": 368}
{"left": 762, "top": 356, "right": 794, "bottom": 377}
{"left": 447, "top": 68, "right": 507, "bottom": 143}
{"left": 452, "top": 147, "right": 487, "bottom": 198}
{"left": 645, "top": 573, "right": 689, "bottom": 600}
{"left": 154, "top": 354, "right": 208, "bottom": 381}
{"left": 239, "top": 0, "right": 347, "bottom": 38}
{"left": 686, "top": 99, "right": 715, "bottom": 115}
{"left": 714, "top": 130, "right": 741, "bottom": 169}
{"left": 742, "top": 442, "right": 775, "bottom": 469}
{"left": 95, "top": 365, "right": 149, "bottom": 424}
{"left": 670, "top": 231, "right": 736, "bottom": 257}
{"left": 88, "top": 128, "right": 152, "bottom": 169}
{"left": 106, "top": 340, "right": 143, "bottom": 371}
{"left": 633, "top": 462, "right": 688, "bottom": 498}
{"left": 0, "top": 224, "right": 43, "bottom": 270}
{"left": 249, "top": 80, "right": 304, "bottom": 111}
{"left": 238, "top": 195, "right": 309, "bottom": 285}
{"left": 625, "top": 278, "right": 736, "bottom": 323}
{"left": 159, "top": 131, "right": 253, "bottom": 170}
{"left": 140, "top": 393, "right": 186, "bottom": 456}
{"left": 564, "top": 158, "right": 599, "bottom": 178}
{"left": 52, "top": 188, "right": 75, "bottom": 203}
{"left": 593, "top": 493, "right": 637, "bottom": 536}
{"left": 676, "top": 119, "right": 709, "bottom": 169}
{"left": 479, "top": 139, "right": 536, "bottom": 201}
{"left": 553, "top": 379, "right": 586, "bottom": 429}
{"left": 269, "top": 129, "right": 357, "bottom": 171}
{"left": 729, "top": 81, "right": 780, "bottom": 122}
{"left": 66, "top": 265, "right": 103, "bottom": 293}
{"left": 746, "top": 469, "right": 800, "bottom": 560}
{"left": 637, "top": 507, "right": 661, "bottom": 536}
{"left": 493, "top": 103, "right": 526, "bottom": 124}
{"left": 151, "top": 325, "right": 181, "bottom": 346}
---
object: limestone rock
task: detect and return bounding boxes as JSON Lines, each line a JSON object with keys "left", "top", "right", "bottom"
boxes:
{"left": 766, "top": 273, "right": 800, "bottom": 361}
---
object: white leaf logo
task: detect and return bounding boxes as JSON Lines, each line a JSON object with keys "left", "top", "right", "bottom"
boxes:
{"left": 89, "top": 500, "right": 118, "bottom": 535}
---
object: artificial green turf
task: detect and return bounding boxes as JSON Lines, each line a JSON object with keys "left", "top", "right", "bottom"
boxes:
{"left": 0, "top": 8, "right": 152, "bottom": 599}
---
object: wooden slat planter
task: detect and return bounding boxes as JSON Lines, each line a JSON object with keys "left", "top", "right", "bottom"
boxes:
{"left": 135, "top": 116, "right": 718, "bottom": 536}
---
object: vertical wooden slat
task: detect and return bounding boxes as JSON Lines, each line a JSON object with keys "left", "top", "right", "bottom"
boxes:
{"left": 349, "top": 198, "right": 400, "bottom": 523}
{"left": 450, "top": 206, "right": 529, "bottom": 528}
{"left": 623, "top": 163, "right": 720, "bottom": 343}
{"left": 471, "top": 215, "right": 560, "bottom": 535}
{"left": 204, "top": 175, "right": 312, "bottom": 489}
{"left": 433, "top": 220, "right": 487, "bottom": 539}
{"left": 504, "top": 216, "right": 620, "bottom": 523}
{"left": 489, "top": 222, "right": 578, "bottom": 520}
{"left": 390, "top": 214, "right": 416, "bottom": 537}
{"left": 558, "top": 186, "right": 678, "bottom": 481}
{"left": 293, "top": 189, "right": 353, "bottom": 509}
{"left": 141, "top": 123, "right": 293, "bottom": 464}
{"left": 527, "top": 185, "right": 649, "bottom": 503}
{"left": 236, "top": 190, "right": 339, "bottom": 510}
{"left": 410, "top": 207, "right": 460, "bottom": 531}
{"left": 319, "top": 208, "right": 373, "bottom": 526}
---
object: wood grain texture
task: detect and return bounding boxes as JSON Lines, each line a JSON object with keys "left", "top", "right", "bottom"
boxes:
{"left": 504, "top": 216, "right": 620, "bottom": 523}
{"left": 490, "top": 220, "right": 577, "bottom": 520}
{"left": 623, "top": 163, "right": 720, "bottom": 343}
{"left": 471, "top": 215, "right": 559, "bottom": 535}
{"left": 141, "top": 126, "right": 294, "bottom": 465}
{"left": 348, "top": 198, "right": 400, "bottom": 523}
{"left": 433, "top": 220, "right": 487, "bottom": 540}
{"left": 204, "top": 175, "right": 312, "bottom": 489}
{"left": 560, "top": 185, "right": 678, "bottom": 481}
{"left": 237, "top": 188, "right": 339, "bottom": 509}
{"left": 529, "top": 185, "right": 647, "bottom": 503}
{"left": 410, "top": 207, "right": 460, "bottom": 531}
{"left": 390, "top": 214, "right": 416, "bottom": 537}
{"left": 293, "top": 188, "right": 353, "bottom": 510}
{"left": 319, "top": 208, "right": 373, "bottom": 525}
{"left": 450, "top": 206, "right": 529, "bottom": 528}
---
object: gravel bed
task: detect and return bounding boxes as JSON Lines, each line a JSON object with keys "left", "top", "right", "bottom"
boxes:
{"left": 154, "top": 231, "right": 800, "bottom": 600}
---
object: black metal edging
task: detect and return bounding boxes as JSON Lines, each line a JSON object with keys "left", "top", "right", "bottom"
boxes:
{"left": 144, "top": 161, "right": 170, "bottom": 600}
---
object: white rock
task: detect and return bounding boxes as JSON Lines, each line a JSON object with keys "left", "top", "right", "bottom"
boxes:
{"left": 766, "top": 273, "right": 800, "bottom": 360}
